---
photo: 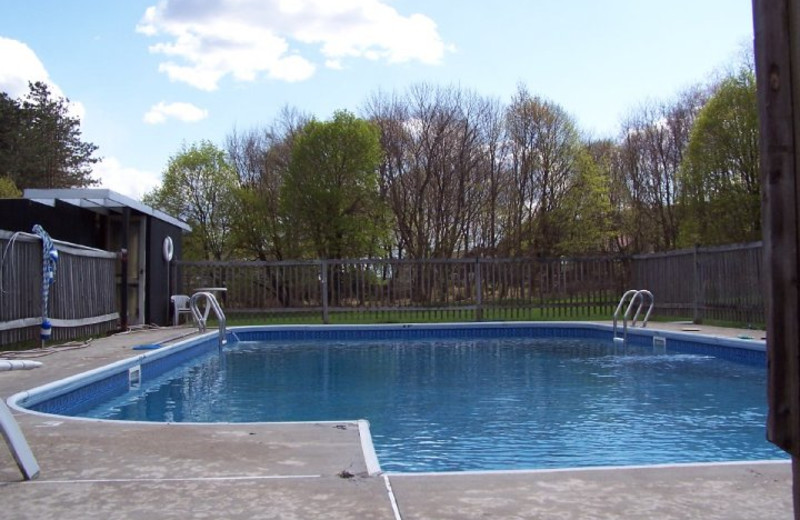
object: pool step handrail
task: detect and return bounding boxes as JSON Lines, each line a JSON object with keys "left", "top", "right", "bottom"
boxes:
{"left": 612, "top": 289, "right": 654, "bottom": 345}
{"left": 190, "top": 291, "right": 227, "bottom": 347}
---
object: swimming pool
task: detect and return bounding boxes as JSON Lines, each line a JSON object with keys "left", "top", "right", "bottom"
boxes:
{"left": 10, "top": 323, "right": 786, "bottom": 473}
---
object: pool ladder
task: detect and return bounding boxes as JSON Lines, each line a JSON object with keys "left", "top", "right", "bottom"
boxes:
{"left": 612, "top": 289, "right": 654, "bottom": 346}
{"left": 190, "top": 292, "right": 227, "bottom": 346}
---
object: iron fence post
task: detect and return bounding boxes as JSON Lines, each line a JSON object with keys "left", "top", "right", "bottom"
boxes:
{"left": 693, "top": 245, "right": 700, "bottom": 324}
{"left": 320, "top": 260, "right": 329, "bottom": 324}
{"left": 475, "top": 258, "right": 483, "bottom": 321}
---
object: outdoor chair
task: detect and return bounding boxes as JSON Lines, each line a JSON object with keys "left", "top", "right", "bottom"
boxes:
{"left": 170, "top": 294, "right": 194, "bottom": 326}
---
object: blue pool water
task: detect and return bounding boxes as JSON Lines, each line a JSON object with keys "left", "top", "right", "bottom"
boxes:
{"left": 71, "top": 336, "right": 785, "bottom": 472}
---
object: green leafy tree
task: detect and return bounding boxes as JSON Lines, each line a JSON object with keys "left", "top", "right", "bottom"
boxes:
{"left": 143, "top": 141, "right": 237, "bottom": 260}
{"left": 679, "top": 67, "right": 759, "bottom": 246}
{"left": 554, "top": 147, "right": 615, "bottom": 255}
{"left": 0, "top": 82, "right": 99, "bottom": 189}
{"left": 0, "top": 176, "right": 21, "bottom": 197}
{"left": 280, "top": 110, "right": 388, "bottom": 259}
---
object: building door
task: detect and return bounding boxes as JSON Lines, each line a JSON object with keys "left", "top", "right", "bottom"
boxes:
{"left": 108, "top": 215, "right": 146, "bottom": 326}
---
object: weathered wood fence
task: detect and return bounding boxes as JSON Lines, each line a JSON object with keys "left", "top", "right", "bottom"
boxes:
{"left": 631, "top": 242, "right": 764, "bottom": 326}
{"left": 0, "top": 230, "right": 119, "bottom": 347}
{"left": 180, "top": 243, "right": 765, "bottom": 325}
{"left": 0, "top": 233, "right": 761, "bottom": 345}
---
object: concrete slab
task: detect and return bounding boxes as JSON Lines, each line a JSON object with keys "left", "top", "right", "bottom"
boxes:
{"left": 0, "top": 420, "right": 368, "bottom": 482}
{"left": 388, "top": 463, "right": 792, "bottom": 520}
{"left": 0, "top": 475, "right": 395, "bottom": 520}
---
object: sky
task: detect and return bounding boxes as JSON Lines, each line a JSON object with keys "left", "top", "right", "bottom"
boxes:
{"left": 0, "top": 0, "right": 754, "bottom": 200}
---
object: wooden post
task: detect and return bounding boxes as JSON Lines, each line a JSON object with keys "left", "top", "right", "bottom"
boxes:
{"left": 753, "top": 0, "right": 800, "bottom": 515}
{"left": 320, "top": 260, "right": 329, "bottom": 324}
{"left": 119, "top": 207, "right": 130, "bottom": 332}
{"left": 474, "top": 258, "right": 483, "bottom": 322}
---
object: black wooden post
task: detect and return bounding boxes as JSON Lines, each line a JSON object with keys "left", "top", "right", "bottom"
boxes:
{"left": 120, "top": 207, "right": 130, "bottom": 332}
{"left": 753, "top": 0, "right": 800, "bottom": 514}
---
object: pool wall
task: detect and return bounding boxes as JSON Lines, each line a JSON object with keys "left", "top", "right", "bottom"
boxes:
{"left": 9, "top": 322, "right": 766, "bottom": 419}
{"left": 12, "top": 333, "right": 226, "bottom": 416}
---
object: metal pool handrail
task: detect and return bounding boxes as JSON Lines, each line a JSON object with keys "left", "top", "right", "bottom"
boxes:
{"left": 613, "top": 289, "right": 654, "bottom": 345}
{"left": 190, "top": 291, "right": 227, "bottom": 347}
{"left": 0, "top": 359, "right": 42, "bottom": 480}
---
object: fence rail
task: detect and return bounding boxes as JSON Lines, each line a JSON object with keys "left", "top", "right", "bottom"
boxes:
{"left": 0, "top": 230, "right": 119, "bottom": 346}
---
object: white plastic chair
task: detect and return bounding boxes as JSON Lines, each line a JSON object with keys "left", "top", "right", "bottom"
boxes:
{"left": 170, "top": 295, "right": 193, "bottom": 326}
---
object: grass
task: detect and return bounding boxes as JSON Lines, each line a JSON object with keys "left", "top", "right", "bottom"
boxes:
{"left": 214, "top": 307, "right": 764, "bottom": 331}
{"left": 222, "top": 308, "right": 647, "bottom": 327}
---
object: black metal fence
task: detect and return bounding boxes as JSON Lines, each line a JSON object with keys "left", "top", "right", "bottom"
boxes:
{"left": 0, "top": 230, "right": 118, "bottom": 346}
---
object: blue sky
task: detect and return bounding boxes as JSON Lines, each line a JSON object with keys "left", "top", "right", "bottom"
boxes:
{"left": 0, "top": 1, "right": 753, "bottom": 200}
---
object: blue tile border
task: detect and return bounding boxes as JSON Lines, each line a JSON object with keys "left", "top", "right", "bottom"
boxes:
{"left": 12, "top": 322, "right": 767, "bottom": 417}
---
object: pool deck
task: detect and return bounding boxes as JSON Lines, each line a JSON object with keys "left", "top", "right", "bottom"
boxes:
{"left": 0, "top": 323, "right": 792, "bottom": 519}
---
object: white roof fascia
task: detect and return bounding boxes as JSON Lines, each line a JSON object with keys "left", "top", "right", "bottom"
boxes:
{"left": 22, "top": 189, "right": 191, "bottom": 231}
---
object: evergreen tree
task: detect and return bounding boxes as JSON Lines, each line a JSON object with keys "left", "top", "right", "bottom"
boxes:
{"left": 0, "top": 82, "right": 99, "bottom": 189}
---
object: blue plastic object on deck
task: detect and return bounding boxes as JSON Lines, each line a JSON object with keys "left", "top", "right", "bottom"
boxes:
{"left": 132, "top": 344, "right": 162, "bottom": 350}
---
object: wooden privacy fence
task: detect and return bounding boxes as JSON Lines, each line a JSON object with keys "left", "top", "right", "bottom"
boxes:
{"left": 179, "top": 257, "right": 629, "bottom": 322}
{"left": 631, "top": 242, "right": 765, "bottom": 326}
{"left": 0, "top": 230, "right": 119, "bottom": 346}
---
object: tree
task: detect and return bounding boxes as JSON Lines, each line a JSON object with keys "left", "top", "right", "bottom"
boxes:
{"left": 143, "top": 141, "right": 237, "bottom": 260}
{"left": 679, "top": 66, "right": 760, "bottom": 246}
{"left": 365, "top": 84, "right": 504, "bottom": 259}
{"left": 504, "top": 86, "right": 581, "bottom": 257}
{"left": 616, "top": 87, "right": 708, "bottom": 252}
{"left": 226, "top": 106, "right": 309, "bottom": 260}
{"left": 0, "top": 82, "right": 99, "bottom": 189}
{"left": 0, "top": 176, "right": 21, "bottom": 197}
{"left": 280, "top": 110, "right": 387, "bottom": 259}
{"left": 553, "top": 146, "right": 615, "bottom": 255}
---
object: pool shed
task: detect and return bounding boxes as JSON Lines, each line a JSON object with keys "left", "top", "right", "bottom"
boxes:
{"left": 0, "top": 189, "right": 190, "bottom": 328}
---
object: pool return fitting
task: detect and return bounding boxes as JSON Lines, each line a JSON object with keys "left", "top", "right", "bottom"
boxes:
{"left": 612, "top": 290, "right": 654, "bottom": 346}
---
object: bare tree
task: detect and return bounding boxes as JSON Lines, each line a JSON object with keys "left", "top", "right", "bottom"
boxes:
{"left": 617, "top": 87, "right": 708, "bottom": 252}
{"left": 364, "top": 84, "right": 495, "bottom": 259}
{"left": 504, "top": 85, "right": 581, "bottom": 257}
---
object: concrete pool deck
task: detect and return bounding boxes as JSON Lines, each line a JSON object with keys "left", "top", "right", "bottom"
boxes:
{"left": 0, "top": 323, "right": 792, "bottom": 519}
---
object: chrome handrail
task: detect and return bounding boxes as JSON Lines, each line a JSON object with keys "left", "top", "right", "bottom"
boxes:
{"left": 613, "top": 289, "right": 654, "bottom": 345}
{"left": 190, "top": 291, "right": 227, "bottom": 347}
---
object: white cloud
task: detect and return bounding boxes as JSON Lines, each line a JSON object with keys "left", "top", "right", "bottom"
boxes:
{"left": 144, "top": 101, "right": 209, "bottom": 124}
{"left": 137, "top": 0, "right": 450, "bottom": 90}
{"left": 325, "top": 59, "right": 344, "bottom": 70}
{"left": 93, "top": 157, "right": 161, "bottom": 201}
{"left": 0, "top": 37, "right": 85, "bottom": 120}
